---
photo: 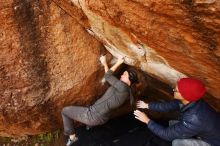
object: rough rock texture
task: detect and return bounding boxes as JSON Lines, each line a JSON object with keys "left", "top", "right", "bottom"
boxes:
{"left": 0, "top": 0, "right": 220, "bottom": 137}
{"left": 68, "top": 0, "right": 220, "bottom": 95}
{"left": 67, "top": 0, "right": 220, "bottom": 106}
{"left": 0, "top": 0, "right": 104, "bottom": 137}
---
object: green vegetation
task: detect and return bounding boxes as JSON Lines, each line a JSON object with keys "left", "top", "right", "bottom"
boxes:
{"left": 0, "top": 137, "right": 12, "bottom": 143}
{"left": 0, "top": 129, "right": 61, "bottom": 146}
{"left": 30, "top": 130, "right": 60, "bottom": 145}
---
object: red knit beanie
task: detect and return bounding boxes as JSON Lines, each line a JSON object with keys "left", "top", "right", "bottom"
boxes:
{"left": 177, "top": 78, "right": 206, "bottom": 102}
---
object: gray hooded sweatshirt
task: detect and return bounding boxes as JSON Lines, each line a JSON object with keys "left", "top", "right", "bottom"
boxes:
{"left": 88, "top": 70, "right": 132, "bottom": 123}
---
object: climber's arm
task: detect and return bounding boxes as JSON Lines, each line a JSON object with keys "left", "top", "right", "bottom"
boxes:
{"left": 100, "top": 55, "right": 124, "bottom": 73}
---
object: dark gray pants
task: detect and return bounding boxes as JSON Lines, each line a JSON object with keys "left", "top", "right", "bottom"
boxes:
{"left": 61, "top": 106, "right": 104, "bottom": 135}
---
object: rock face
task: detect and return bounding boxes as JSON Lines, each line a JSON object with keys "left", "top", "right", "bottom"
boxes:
{"left": 0, "top": 0, "right": 104, "bottom": 137}
{"left": 67, "top": 0, "right": 220, "bottom": 96}
{"left": 0, "top": 0, "right": 220, "bottom": 137}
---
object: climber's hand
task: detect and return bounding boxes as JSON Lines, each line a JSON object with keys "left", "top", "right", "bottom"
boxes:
{"left": 100, "top": 55, "right": 107, "bottom": 66}
{"left": 116, "top": 56, "right": 124, "bottom": 65}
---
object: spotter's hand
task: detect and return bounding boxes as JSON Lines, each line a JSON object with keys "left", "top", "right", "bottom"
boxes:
{"left": 136, "top": 100, "right": 148, "bottom": 109}
{"left": 134, "top": 110, "right": 150, "bottom": 124}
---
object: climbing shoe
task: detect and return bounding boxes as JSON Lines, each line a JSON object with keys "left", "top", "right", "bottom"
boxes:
{"left": 66, "top": 136, "right": 78, "bottom": 146}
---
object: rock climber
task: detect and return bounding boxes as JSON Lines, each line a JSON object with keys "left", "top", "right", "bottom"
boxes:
{"left": 61, "top": 55, "right": 138, "bottom": 146}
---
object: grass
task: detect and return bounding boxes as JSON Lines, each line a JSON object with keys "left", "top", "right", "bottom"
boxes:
{"left": 0, "top": 129, "right": 61, "bottom": 146}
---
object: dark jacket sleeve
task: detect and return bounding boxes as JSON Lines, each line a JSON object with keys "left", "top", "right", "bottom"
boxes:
{"left": 148, "top": 100, "right": 181, "bottom": 112}
{"left": 104, "top": 70, "right": 127, "bottom": 92}
{"left": 147, "top": 119, "right": 201, "bottom": 141}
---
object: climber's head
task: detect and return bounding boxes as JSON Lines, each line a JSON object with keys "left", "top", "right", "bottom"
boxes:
{"left": 120, "top": 70, "right": 138, "bottom": 86}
